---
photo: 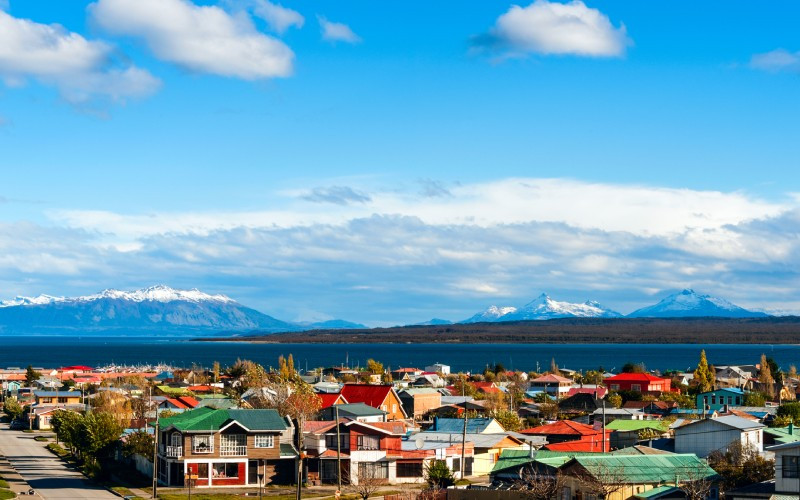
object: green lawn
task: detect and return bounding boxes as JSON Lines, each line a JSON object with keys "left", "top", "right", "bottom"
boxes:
{"left": 0, "top": 489, "right": 15, "bottom": 500}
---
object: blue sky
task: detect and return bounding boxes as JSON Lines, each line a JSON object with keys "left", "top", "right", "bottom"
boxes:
{"left": 1, "top": 0, "right": 799, "bottom": 325}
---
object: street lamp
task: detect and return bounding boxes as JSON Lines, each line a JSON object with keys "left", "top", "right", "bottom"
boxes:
{"left": 257, "top": 472, "right": 264, "bottom": 500}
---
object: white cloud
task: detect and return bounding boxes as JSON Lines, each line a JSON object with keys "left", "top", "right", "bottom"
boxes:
{"left": 89, "top": 0, "right": 294, "bottom": 79}
{"left": 0, "top": 10, "right": 159, "bottom": 102}
{"left": 750, "top": 49, "right": 800, "bottom": 73}
{"left": 318, "top": 15, "right": 360, "bottom": 44}
{"left": 477, "top": 0, "right": 629, "bottom": 58}
{"left": 251, "top": 0, "right": 304, "bottom": 34}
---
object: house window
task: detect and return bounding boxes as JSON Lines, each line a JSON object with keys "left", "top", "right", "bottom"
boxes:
{"left": 325, "top": 434, "right": 349, "bottom": 450}
{"left": 358, "top": 461, "right": 388, "bottom": 479}
{"left": 782, "top": 456, "right": 800, "bottom": 478}
{"left": 321, "top": 461, "right": 340, "bottom": 482}
{"left": 41, "top": 397, "right": 52, "bottom": 403}
{"left": 197, "top": 463, "right": 208, "bottom": 479}
{"left": 171, "top": 433, "right": 181, "bottom": 447}
{"left": 254, "top": 434, "right": 274, "bottom": 448}
{"left": 610, "top": 384, "right": 619, "bottom": 391}
{"left": 392, "top": 404, "right": 397, "bottom": 414}
{"left": 727, "top": 396, "right": 733, "bottom": 405}
{"left": 397, "top": 461, "right": 423, "bottom": 478}
{"left": 357, "top": 435, "right": 380, "bottom": 450}
{"left": 57, "top": 397, "right": 68, "bottom": 403}
{"left": 192, "top": 435, "right": 214, "bottom": 453}
{"left": 736, "top": 397, "right": 741, "bottom": 405}
{"left": 711, "top": 396, "right": 716, "bottom": 405}
{"left": 212, "top": 462, "right": 239, "bottom": 478}
{"left": 631, "top": 384, "right": 641, "bottom": 392}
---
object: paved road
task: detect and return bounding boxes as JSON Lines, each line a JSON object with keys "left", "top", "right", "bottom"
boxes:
{"left": 0, "top": 424, "right": 118, "bottom": 499}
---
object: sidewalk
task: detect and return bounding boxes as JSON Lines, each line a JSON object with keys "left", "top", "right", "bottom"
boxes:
{"left": 0, "top": 453, "right": 36, "bottom": 497}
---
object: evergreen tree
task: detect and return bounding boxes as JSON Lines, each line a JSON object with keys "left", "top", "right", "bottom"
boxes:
{"left": 25, "top": 365, "right": 41, "bottom": 386}
{"left": 759, "top": 353, "right": 776, "bottom": 398}
{"left": 694, "top": 350, "right": 714, "bottom": 393}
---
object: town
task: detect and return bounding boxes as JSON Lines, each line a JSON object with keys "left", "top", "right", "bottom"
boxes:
{"left": 0, "top": 351, "right": 798, "bottom": 499}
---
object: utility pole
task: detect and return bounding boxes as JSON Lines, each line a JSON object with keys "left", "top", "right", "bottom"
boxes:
{"left": 460, "top": 403, "right": 468, "bottom": 480}
{"left": 296, "top": 416, "right": 303, "bottom": 500}
{"left": 335, "top": 404, "right": 342, "bottom": 491}
{"left": 152, "top": 410, "right": 159, "bottom": 498}
{"left": 602, "top": 400, "right": 607, "bottom": 453}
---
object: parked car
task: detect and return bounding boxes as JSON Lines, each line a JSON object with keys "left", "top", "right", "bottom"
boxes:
{"left": 10, "top": 420, "right": 26, "bottom": 430}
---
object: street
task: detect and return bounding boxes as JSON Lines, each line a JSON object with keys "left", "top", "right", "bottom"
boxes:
{"left": 0, "top": 424, "right": 118, "bottom": 499}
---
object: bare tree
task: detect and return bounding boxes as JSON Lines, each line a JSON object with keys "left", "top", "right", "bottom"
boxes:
{"left": 575, "top": 462, "right": 627, "bottom": 499}
{"left": 349, "top": 463, "right": 386, "bottom": 500}
{"left": 678, "top": 464, "right": 714, "bottom": 500}
{"left": 516, "top": 466, "right": 566, "bottom": 500}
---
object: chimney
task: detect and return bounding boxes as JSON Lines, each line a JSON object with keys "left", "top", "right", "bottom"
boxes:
{"left": 434, "top": 416, "right": 438, "bottom": 431}
{"left": 789, "top": 422, "right": 795, "bottom": 435}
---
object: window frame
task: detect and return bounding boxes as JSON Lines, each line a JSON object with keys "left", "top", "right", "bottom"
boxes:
{"left": 254, "top": 434, "right": 274, "bottom": 448}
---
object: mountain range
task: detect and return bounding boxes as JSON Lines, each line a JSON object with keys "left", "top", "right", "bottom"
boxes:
{"left": 0, "top": 285, "right": 363, "bottom": 335}
{"left": 460, "top": 289, "right": 767, "bottom": 323}
{"left": 0, "top": 285, "right": 771, "bottom": 335}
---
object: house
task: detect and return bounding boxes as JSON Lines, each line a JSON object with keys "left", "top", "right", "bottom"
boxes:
{"left": 30, "top": 405, "right": 85, "bottom": 430}
{"left": 429, "top": 417, "right": 506, "bottom": 434}
{"left": 317, "top": 393, "right": 348, "bottom": 409}
{"left": 674, "top": 415, "right": 765, "bottom": 457}
{"left": 567, "top": 385, "right": 608, "bottom": 399}
{"left": 528, "top": 374, "right": 573, "bottom": 398}
{"left": 339, "top": 384, "right": 408, "bottom": 421}
{"left": 622, "top": 400, "right": 679, "bottom": 417}
{"left": 304, "top": 419, "right": 440, "bottom": 484}
{"left": 714, "top": 366, "right": 754, "bottom": 389}
{"left": 727, "top": 440, "right": 800, "bottom": 499}
{"left": 424, "top": 363, "right": 450, "bottom": 375}
{"left": 559, "top": 454, "right": 719, "bottom": 500}
{"left": 159, "top": 396, "right": 200, "bottom": 412}
{"left": 470, "top": 382, "right": 502, "bottom": 395}
{"left": 33, "top": 391, "right": 82, "bottom": 405}
{"left": 606, "top": 420, "right": 671, "bottom": 449}
{"left": 391, "top": 368, "right": 423, "bottom": 380}
{"left": 319, "top": 403, "right": 387, "bottom": 423}
{"left": 410, "top": 373, "right": 445, "bottom": 388}
{"left": 558, "top": 392, "right": 605, "bottom": 414}
{"left": 604, "top": 373, "right": 673, "bottom": 394}
{"left": 697, "top": 388, "right": 745, "bottom": 411}
{"left": 520, "top": 420, "right": 609, "bottom": 447}
{"left": 592, "top": 408, "right": 644, "bottom": 424}
{"left": 418, "top": 432, "right": 525, "bottom": 476}
{"left": 155, "top": 407, "right": 296, "bottom": 487}
{"left": 398, "top": 388, "right": 442, "bottom": 420}
{"left": 763, "top": 422, "right": 800, "bottom": 446}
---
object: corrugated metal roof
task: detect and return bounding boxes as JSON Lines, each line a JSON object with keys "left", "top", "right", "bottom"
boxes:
{"left": 572, "top": 454, "right": 717, "bottom": 483}
{"left": 159, "top": 407, "right": 287, "bottom": 432}
{"left": 432, "top": 417, "right": 497, "bottom": 433}
{"left": 606, "top": 420, "right": 669, "bottom": 432}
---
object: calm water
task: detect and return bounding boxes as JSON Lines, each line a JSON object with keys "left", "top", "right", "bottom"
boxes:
{"left": 0, "top": 336, "right": 798, "bottom": 372}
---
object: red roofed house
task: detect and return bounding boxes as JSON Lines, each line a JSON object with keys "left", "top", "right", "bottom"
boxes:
{"left": 339, "top": 385, "right": 407, "bottom": 421}
{"left": 160, "top": 396, "right": 200, "bottom": 411}
{"left": 567, "top": 386, "right": 608, "bottom": 399}
{"left": 520, "top": 420, "right": 609, "bottom": 446}
{"left": 317, "top": 393, "right": 348, "bottom": 409}
{"left": 304, "top": 419, "right": 469, "bottom": 485}
{"left": 470, "top": 382, "right": 501, "bottom": 395}
{"left": 604, "top": 373, "right": 673, "bottom": 394}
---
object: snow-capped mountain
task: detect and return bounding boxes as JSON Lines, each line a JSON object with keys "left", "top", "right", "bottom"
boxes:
{"left": 461, "top": 293, "right": 621, "bottom": 323}
{"left": 412, "top": 318, "right": 454, "bottom": 326}
{"left": 296, "top": 319, "right": 368, "bottom": 330}
{"left": 0, "top": 285, "right": 297, "bottom": 334}
{"left": 627, "top": 289, "right": 769, "bottom": 318}
{"left": 461, "top": 305, "right": 519, "bottom": 323}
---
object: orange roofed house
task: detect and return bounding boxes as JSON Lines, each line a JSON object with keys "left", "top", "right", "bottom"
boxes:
{"left": 520, "top": 420, "right": 611, "bottom": 452}
{"left": 339, "top": 384, "right": 408, "bottom": 421}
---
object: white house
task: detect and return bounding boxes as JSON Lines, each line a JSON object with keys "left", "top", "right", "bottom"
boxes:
{"left": 674, "top": 415, "right": 764, "bottom": 458}
{"left": 424, "top": 363, "right": 450, "bottom": 376}
{"left": 727, "top": 440, "right": 800, "bottom": 499}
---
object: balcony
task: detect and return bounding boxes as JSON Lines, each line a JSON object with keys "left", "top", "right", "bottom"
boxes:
{"left": 220, "top": 445, "right": 247, "bottom": 456}
{"left": 165, "top": 446, "right": 182, "bottom": 458}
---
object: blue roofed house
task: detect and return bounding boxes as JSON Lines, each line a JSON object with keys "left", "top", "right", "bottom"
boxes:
{"left": 429, "top": 417, "right": 505, "bottom": 434}
{"left": 697, "top": 388, "right": 745, "bottom": 412}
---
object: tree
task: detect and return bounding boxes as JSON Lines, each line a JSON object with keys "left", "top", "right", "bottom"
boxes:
{"left": 678, "top": 464, "right": 715, "bottom": 500}
{"left": 576, "top": 462, "right": 627, "bottom": 499}
{"left": 759, "top": 354, "right": 776, "bottom": 398}
{"left": 766, "top": 357, "right": 783, "bottom": 385}
{"left": 517, "top": 466, "right": 566, "bottom": 500}
{"left": 693, "top": 350, "right": 715, "bottom": 393}
{"left": 493, "top": 363, "right": 506, "bottom": 375}
{"left": 425, "top": 460, "right": 454, "bottom": 488}
{"left": 212, "top": 361, "right": 220, "bottom": 384}
{"left": 491, "top": 410, "right": 522, "bottom": 431}
{"left": 60, "top": 379, "right": 76, "bottom": 391}
{"left": 707, "top": 441, "right": 774, "bottom": 491}
{"left": 788, "top": 364, "right": 798, "bottom": 380}
{"left": 607, "top": 393, "right": 623, "bottom": 409}
{"left": 582, "top": 370, "right": 604, "bottom": 385}
{"left": 25, "top": 365, "right": 41, "bottom": 386}
{"left": 452, "top": 374, "right": 477, "bottom": 397}
{"left": 122, "top": 430, "right": 154, "bottom": 458}
{"left": 3, "top": 396, "right": 23, "bottom": 421}
{"left": 549, "top": 358, "right": 559, "bottom": 374}
{"left": 777, "top": 402, "right": 800, "bottom": 423}
{"left": 743, "top": 391, "right": 766, "bottom": 407}
{"left": 366, "top": 359, "right": 384, "bottom": 375}
{"left": 659, "top": 391, "right": 696, "bottom": 409}
{"left": 350, "top": 464, "right": 386, "bottom": 500}
{"left": 50, "top": 410, "right": 84, "bottom": 455}
{"left": 621, "top": 362, "right": 645, "bottom": 374}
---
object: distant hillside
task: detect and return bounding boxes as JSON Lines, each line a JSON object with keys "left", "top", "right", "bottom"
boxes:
{"left": 0, "top": 285, "right": 298, "bottom": 335}
{"left": 228, "top": 316, "right": 800, "bottom": 344}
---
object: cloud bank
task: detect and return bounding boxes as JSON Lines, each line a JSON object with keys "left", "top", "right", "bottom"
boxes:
{"left": 318, "top": 16, "right": 361, "bottom": 44}
{"left": 750, "top": 48, "right": 800, "bottom": 73}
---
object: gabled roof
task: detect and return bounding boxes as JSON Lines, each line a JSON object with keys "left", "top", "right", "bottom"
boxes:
{"left": 419, "top": 432, "right": 523, "bottom": 449}
{"left": 605, "top": 420, "right": 669, "bottom": 432}
{"left": 520, "top": 420, "right": 600, "bottom": 436}
{"left": 567, "top": 387, "right": 609, "bottom": 398}
{"left": 334, "top": 403, "right": 387, "bottom": 417}
{"left": 764, "top": 424, "right": 800, "bottom": 444}
{"left": 677, "top": 415, "right": 764, "bottom": 432}
{"left": 531, "top": 374, "right": 572, "bottom": 384}
{"left": 317, "top": 393, "right": 346, "bottom": 409}
{"left": 340, "top": 384, "right": 394, "bottom": 408}
{"left": 159, "top": 407, "right": 287, "bottom": 432}
{"left": 430, "top": 417, "right": 499, "bottom": 434}
{"left": 567, "top": 454, "right": 717, "bottom": 483}
{"left": 698, "top": 387, "right": 745, "bottom": 396}
{"left": 605, "top": 373, "right": 669, "bottom": 383}
{"left": 544, "top": 435, "right": 608, "bottom": 452}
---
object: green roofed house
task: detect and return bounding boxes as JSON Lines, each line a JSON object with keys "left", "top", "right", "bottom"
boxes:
{"left": 561, "top": 454, "right": 719, "bottom": 500}
{"left": 764, "top": 422, "right": 800, "bottom": 446}
{"left": 606, "top": 420, "right": 671, "bottom": 449}
{"left": 155, "top": 407, "right": 297, "bottom": 488}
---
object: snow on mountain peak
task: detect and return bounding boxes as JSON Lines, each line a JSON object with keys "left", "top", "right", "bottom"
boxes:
{"left": 627, "top": 289, "right": 767, "bottom": 318}
{"left": 462, "top": 293, "right": 621, "bottom": 323}
{"left": 0, "top": 285, "right": 236, "bottom": 307}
